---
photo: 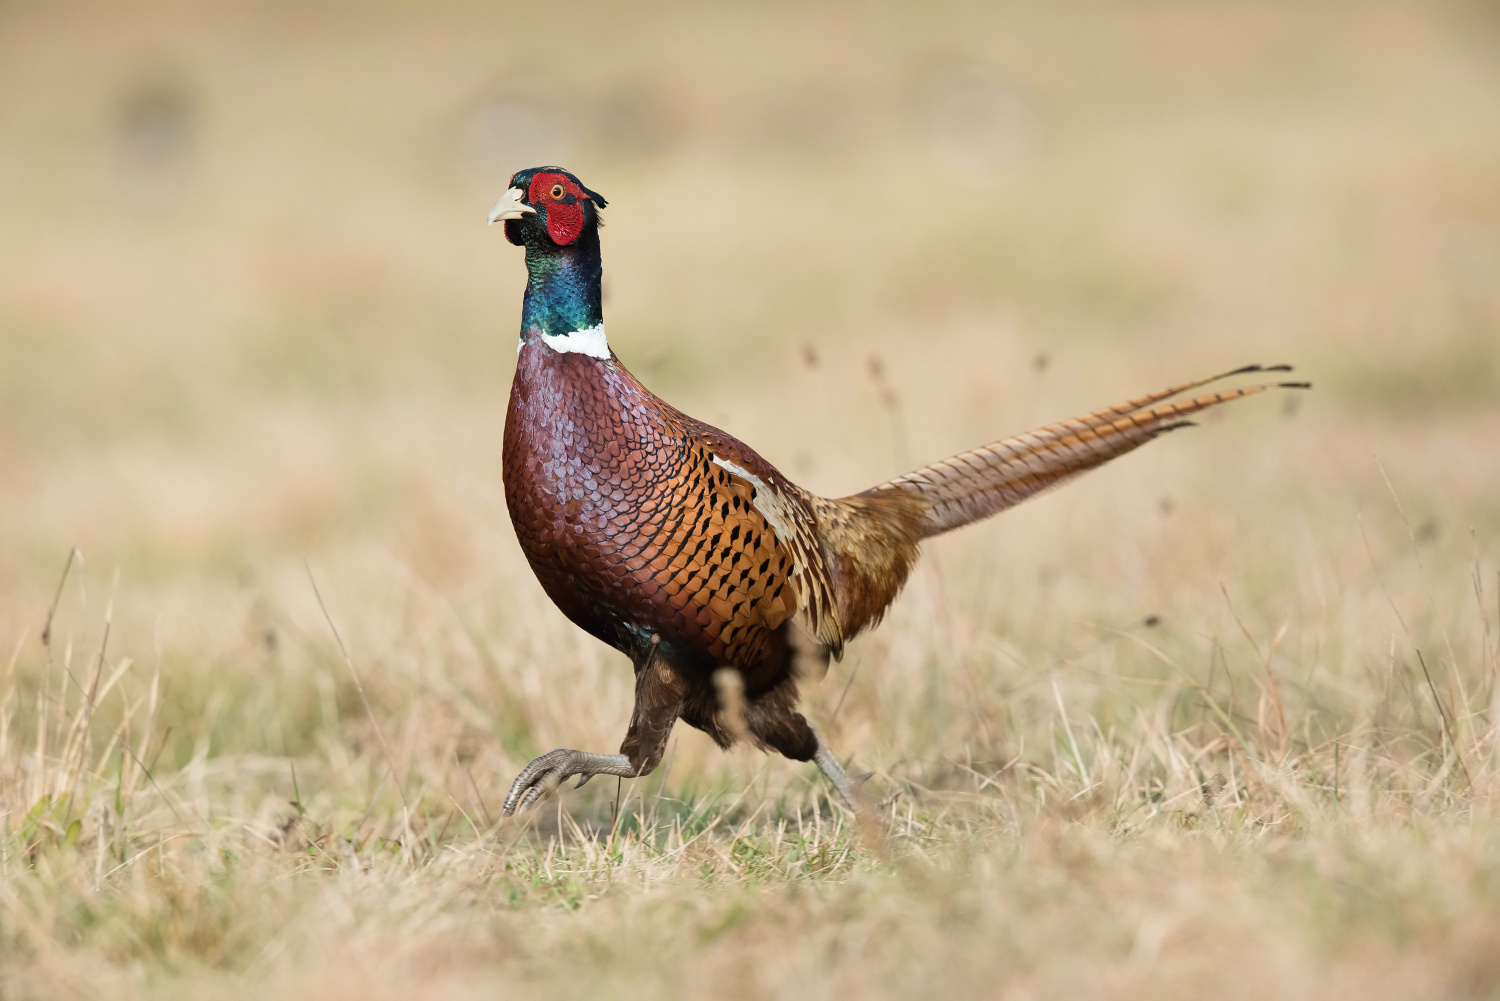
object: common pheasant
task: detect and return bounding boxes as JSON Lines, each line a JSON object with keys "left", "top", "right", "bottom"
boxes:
{"left": 490, "top": 166, "right": 1304, "bottom": 814}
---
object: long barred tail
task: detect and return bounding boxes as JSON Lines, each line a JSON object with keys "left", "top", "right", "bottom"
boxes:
{"left": 860, "top": 364, "right": 1308, "bottom": 539}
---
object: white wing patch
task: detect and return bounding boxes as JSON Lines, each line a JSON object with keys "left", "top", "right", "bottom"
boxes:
{"left": 709, "top": 456, "right": 792, "bottom": 538}
{"left": 710, "top": 454, "right": 844, "bottom": 654}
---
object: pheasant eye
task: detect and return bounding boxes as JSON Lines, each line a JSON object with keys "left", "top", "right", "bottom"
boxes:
{"left": 550, "top": 184, "right": 566, "bottom": 200}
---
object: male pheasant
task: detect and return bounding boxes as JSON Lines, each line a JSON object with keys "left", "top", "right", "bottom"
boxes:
{"left": 490, "top": 166, "right": 1304, "bottom": 814}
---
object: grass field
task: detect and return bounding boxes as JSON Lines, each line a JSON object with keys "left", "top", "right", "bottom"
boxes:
{"left": 3, "top": 1, "right": 1500, "bottom": 997}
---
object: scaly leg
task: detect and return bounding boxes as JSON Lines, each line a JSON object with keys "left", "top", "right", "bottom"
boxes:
{"left": 503, "top": 653, "right": 687, "bottom": 816}
{"left": 811, "top": 728, "right": 859, "bottom": 810}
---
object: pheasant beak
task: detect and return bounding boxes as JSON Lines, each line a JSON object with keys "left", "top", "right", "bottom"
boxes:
{"left": 487, "top": 187, "right": 537, "bottom": 225}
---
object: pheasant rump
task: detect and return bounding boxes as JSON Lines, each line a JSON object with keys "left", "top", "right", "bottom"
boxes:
{"left": 489, "top": 166, "right": 1304, "bottom": 813}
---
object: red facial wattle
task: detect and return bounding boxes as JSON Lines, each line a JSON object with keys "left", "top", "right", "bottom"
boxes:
{"left": 528, "top": 171, "right": 589, "bottom": 246}
{"left": 545, "top": 203, "right": 584, "bottom": 245}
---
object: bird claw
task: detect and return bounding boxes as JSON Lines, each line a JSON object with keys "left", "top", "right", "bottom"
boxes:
{"left": 516, "top": 782, "right": 546, "bottom": 814}
{"left": 502, "top": 748, "right": 635, "bottom": 815}
{"left": 502, "top": 748, "right": 581, "bottom": 816}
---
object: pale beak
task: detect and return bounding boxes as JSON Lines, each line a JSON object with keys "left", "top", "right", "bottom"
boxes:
{"left": 487, "top": 187, "right": 537, "bottom": 225}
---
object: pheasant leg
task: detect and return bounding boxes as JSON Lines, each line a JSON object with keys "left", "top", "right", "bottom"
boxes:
{"left": 811, "top": 730, "right": 859, "bottom": 810}
{"left": 504, "top": 653, "right": 688, "bottom": 816}
{"left": 729, "top": 684, "right": 861, "bottom": 811}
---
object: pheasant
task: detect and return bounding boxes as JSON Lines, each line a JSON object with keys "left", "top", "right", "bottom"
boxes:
{"left": 489, "top": 166, "right": 1304, "bottom": 814}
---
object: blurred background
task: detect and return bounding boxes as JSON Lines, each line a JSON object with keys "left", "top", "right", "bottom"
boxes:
{"left": 6, "top": 4, "right": 1500, "bottom": 993}
{"left": 0, "top": 0, "right": 1498, "bottom": 775}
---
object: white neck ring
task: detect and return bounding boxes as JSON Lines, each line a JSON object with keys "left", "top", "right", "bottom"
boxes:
{"left": 519, "top": 323, "right": 610, "bottom": 360}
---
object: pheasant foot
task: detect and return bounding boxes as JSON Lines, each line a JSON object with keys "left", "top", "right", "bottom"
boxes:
{"left": 503, "top": 749, "right": 639, "bottom": 815}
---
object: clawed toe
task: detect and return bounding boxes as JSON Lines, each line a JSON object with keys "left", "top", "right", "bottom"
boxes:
{"left": 515, "top": 781, "right": 548, "bottom": 813}
{"left": 502, "top": 749, "right": 576, "bottom": 816}
{"left": 502, "top": 748, "right": 638, "bottom": 816}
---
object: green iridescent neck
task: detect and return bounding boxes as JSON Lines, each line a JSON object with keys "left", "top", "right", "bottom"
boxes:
{"left": 521, "top": 227, "right": 603, "bottom": 337}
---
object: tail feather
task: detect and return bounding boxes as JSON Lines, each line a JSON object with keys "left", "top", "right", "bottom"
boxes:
{"left": 861, "top": 368, "right": 1307, "bottom": 539}
{"left": 1028, "top": 362, "right": 1292, "bottom": 437}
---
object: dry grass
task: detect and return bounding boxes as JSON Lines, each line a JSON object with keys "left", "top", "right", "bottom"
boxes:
{"left": 3, "top": 1, "right": 1500, "bottom": 997}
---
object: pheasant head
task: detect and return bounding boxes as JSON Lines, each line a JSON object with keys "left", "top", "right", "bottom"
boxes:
{"left": 488, "top": 166, "right": 608, "bottom": 249}
{"left": 489, "top": 167, "right": 611, "bottom": 344}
